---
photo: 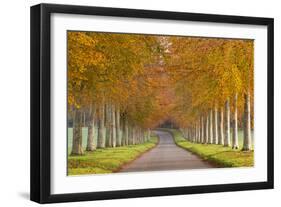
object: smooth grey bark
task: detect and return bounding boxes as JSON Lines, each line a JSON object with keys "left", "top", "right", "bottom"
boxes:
{"left": 209, "top": 110, "right": 213, "bottom": 144}
{"left": 135, "top": 128, "right": 139, "bottom": 144}
{"left": 133, "top": 127, "right": 136, "bottom": 145}
{"left": 124, "top": 118, "right": 129, "bottom": 145}
{"left": 201, "top": 116, "right": 204, "bottom": 143}
{"left": 205, "top": 115, "right": 209, "bottom": 144}
{"left": 224, "top": 99, "right": 231, "bottom": 147}
{"left": 218, "top": 107, "right": 224, "bottom": 145}
{"left": 111, "top": 104, "right": 116, "bottom": 148}
{"left": 189, "top": 127, "right": 192, "bottom": 142}
{"left": 193, "top": 125, "right": 196, "bottom": 142}
{"left": 128, "top": 126, "right": 133, "bottom": 145}
{"left": 86, "top": 105, "right": 96, "bottom": 151}
{"left": 115, "top": 106, "right": 121, "bottom": 147}
{"left": 194, "top": 122, "right": 198, "bottom": 142}
{"left": 198, "top": 120, "right": 201, "bottom": 143}
{"left": 214, "top": 106, "right": 218, "bottom": 144}
{"left": 243, "top": 92, "right": 252, "bottom": 151}
{"left": 105, "top": 103, "right": 112, "bottom": 147}
{"left": 97, "top": 103, "right": 106, "bottom": 148}
{"left": 147, "top": 129, "right": 151, "bottom": 141}
{"left": 130, "top": 126, "right": 134, "bottom": 145}
{"left": 120, "top": 116, "right": 125, "bottom": 146}
{"left": 71, "top": 109, "right": 84, "bottom": 155}
{"left": 232, "top": 93, "right": 239, "bottom": 149}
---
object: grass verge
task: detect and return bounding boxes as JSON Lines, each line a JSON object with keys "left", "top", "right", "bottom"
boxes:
{"left": 160, "top": 128, "right": 254, "bottom": 168}
{"left": 68, "top": 136, "right": 158, "bottom": 175}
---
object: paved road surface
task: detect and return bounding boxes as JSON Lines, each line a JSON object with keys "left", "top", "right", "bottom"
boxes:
{"left": 120, "top": 130, "right": 214, "bottom": 172}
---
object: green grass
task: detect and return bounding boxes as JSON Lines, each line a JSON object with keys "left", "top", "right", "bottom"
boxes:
{"left": 68, "top": 136, "right": 158, "bottom": 175}
{"left": 160, "top": 128, "right": 254, "bottom": 168}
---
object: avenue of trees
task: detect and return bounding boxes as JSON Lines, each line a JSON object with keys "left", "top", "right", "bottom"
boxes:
{"left": 68, "top": 32, "right": 254, "bottom": 156}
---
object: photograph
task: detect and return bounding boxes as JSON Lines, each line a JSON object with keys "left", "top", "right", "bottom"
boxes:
{"left": 67, "top": 31, "right": 254, "bottom": 176}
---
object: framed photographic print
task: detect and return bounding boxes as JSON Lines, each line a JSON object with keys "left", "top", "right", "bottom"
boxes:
{"left": 30, "top": 3, "right": 274, "bottom": 203}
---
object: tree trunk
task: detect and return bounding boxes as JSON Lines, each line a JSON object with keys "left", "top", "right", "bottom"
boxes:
{"left": 201, "top": 116, "right": 204, "bottom": 143}
{"left": 209, "top": 110, "right": 213, "bottom": 144}
{"left": 205, "top": 115, "right": 209, "bottom": 144}
{"left": 120, "top": 116, "right": 125, "bottom": 146}
{"left": 218, "top": 107, "right": 224, "bottom": 145}
{"left": 198, "top": 120, "right": 201, "bottom": 143}
{"left": 111, "top": 104, "right": 116, "bottom": 148}
{"left": 125, "top": 118, "right": 129, "bottom": 145}
{"left": 224, "top": 99, "right": 231, "bottom": 147}
{"left": 243, "top": 92, "right": 252, "bottom": 151}
{"left": 214, "top": 106, "right": 218, "bottom": 144}
{"left": 115, "top": 106, "right": 121, "bottom": 147}
{"left": 128, "top": 126, "right": 133, "bottom": 145}
{"left": 97, "top": 103, "right": 106, "bottom": 148}
{"left": 193, "top": 125, "right": 196, "bottom": 142}
{"left": 232, "top": 93, "right": 239, "bottom": 149}
{"left": 195, "top": 123, "right": 198, "bottom": 142}
{"left": 105, "top": 103, "right": 112, "bottom": 147}
{"left": 71, "top": 109, "right": 84, "bottom": 155}
{"left": 147, "top": 129, "right": 151, "bottom": 142}
{"left": 86, "top": 105, "right": 96, "bottom": 151}
{"left": 132, "top": 127, "right": 136, "bottom": 145}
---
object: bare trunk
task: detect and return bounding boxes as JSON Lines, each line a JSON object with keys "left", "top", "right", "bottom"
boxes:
{"left": 243, "top": 92, "right": 252, "bottom": 151}
{"left": 105, "top": 103, "right": 112, "bottom": 147}
{"left": 128, "top": 126, "right": 133, "bottom": 145}
{"left": 147, "top": 129, "right": 151, "bottom": 141}
{"left": 198, "top": 120, "right": 201, "bottom": 143}
{"left": 111, "top": 104, "right": 116, "bottom": 148}
{"left": 224, "top": 99, "right": 231, "bottom": 147}
{"left": 132, "top": 127, "right": 136, "bottom": 145}
{"left": 205, "top": 115, "right": 209, "bottom": 144}
{"left": 232, "top": 93, "right": 239, "bottom": 149}
{"left": 71, "top": 109, "right": 84, "bottom": 155}
{"left": 201, "top": 116, "right": 204, "bottom": 143}
{"left": 97, "top": 103, "right": 106, "bottom": 148}
{"left": 193, "top": 125, "right": 196, "bottom": 142}
{"left": 86, "top": 105, "right": 96, "bottom": 151}
{"left": 218, "top": 107, "right": 224, "bottom": 145}
{"left": 125, "top": 118, "right": 129, "bottom": 145}
{"left": 120, "top": 117, "right": 126, "bottom": 146}
{"left": 115, "top": 106, "right": 121, "bottom": 146}
{"left": 209, "top": 110, "right": 213, "bottom": 144}
{"left": 195, "top": 123, "right": 198, "bottom": 142}
{"left": 214, "top": 106, "right": 218, "bottom": 144}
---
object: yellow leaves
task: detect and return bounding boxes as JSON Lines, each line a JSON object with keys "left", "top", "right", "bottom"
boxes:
{"left": 166, "top": 36, "right": 254, "bottom": 123}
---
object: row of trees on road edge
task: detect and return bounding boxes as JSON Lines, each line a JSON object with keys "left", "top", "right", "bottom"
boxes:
{"left": 167, "top": 37, "right": 253, "bottom": 151}
{"left": 68, "top": 32, "right": 165, "bottom": 155}
{"left": 71, "top": 104, "right": 152, "bottom": 155}
{"left": 179, "top": 94, "right": 252, "bottom": 150}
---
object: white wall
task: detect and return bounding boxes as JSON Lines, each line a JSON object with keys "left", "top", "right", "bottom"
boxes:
{"left": 0, "top": 0, "right": 279, "bottom": 206}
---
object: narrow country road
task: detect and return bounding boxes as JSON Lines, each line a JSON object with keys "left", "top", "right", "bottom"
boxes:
{"left": 120, "top": 130, "right": 214, "bottom": 172}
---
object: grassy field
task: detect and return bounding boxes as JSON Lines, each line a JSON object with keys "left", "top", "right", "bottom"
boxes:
{"left": 161, "top": 128, "right": 254, "bottom": 168}
{"left": 68, "top": 136, "right": 159, "bottom": 175}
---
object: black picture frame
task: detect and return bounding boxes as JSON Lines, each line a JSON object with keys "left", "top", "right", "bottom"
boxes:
{"left": 30, "top": 3, "right": 274, "bottom": 204}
